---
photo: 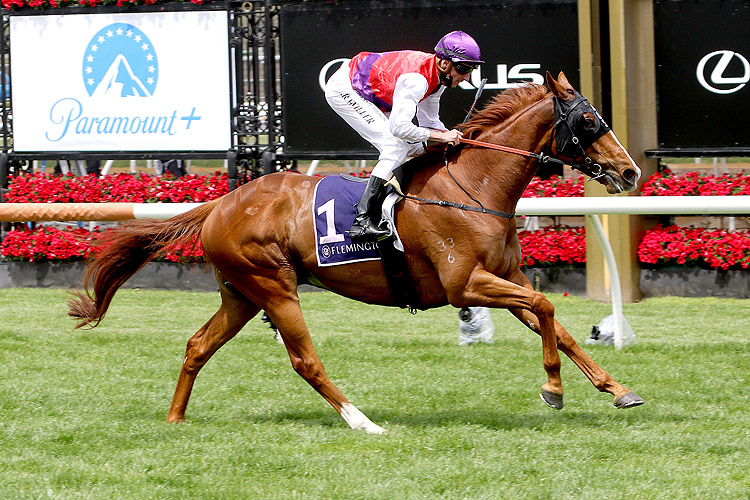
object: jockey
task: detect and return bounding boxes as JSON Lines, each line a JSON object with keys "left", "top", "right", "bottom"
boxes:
{"left": 324, "top": 30, "right": 484, "bottom": 241}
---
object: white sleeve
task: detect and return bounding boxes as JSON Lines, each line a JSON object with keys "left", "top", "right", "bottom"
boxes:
{"left": 389, "top": 73, "right": 433, "bottom": 143}
{"left": 416, "top": 86, "right": 446, "bottom": 132}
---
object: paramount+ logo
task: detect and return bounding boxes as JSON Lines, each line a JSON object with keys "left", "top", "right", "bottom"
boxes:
{"left": 696, "top": 50, "right": 749, "bottom": 95}
{"left": 82, "top": 22, "right": 159, "bottom": 97}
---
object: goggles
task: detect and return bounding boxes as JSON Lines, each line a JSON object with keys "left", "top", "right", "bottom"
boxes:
{"left": 453, "top": 62, "right": 479, "bottom": 75}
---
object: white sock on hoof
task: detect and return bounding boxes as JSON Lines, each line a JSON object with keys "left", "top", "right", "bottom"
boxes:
{"left": 340, "top": 403, "right": 387, "bottom": 434}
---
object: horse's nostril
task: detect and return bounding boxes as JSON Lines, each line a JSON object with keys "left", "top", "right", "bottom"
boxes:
{"left": 622, "top": 168, "right": 638, "bottom": 182}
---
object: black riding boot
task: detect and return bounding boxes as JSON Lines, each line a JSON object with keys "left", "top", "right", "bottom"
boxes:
{"left": 349, "top": 175, "right": 392, "bottom": 241}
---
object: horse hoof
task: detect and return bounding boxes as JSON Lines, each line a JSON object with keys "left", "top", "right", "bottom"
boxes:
{"left": 540, "top": 389, "right": 564, "bottom": 410}
{"left": 614, "top": 391, "right": 645, "bottom": 409}
{"left": 363, "top": 423, "right": 388, "bottom": 435}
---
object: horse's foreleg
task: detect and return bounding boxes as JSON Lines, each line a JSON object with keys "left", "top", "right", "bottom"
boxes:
{"left": 166, "top": 284, "right": 260, "bottom": 423}
{"left": 265, "top": 297, "right": 386, "bottom": 434}
{"left": 455, "top": 269, "right": 563, "bottom": 408}
{"left": 505, "top": 270, "right": 644, "bottom": 408}
{"left": 509, "top": 307, "right": 643, "bottom": 407}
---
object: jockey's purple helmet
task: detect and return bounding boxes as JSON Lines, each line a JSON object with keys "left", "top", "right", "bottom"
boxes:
{"left": 434, "top": 31, "right": 484, "bottom": 64}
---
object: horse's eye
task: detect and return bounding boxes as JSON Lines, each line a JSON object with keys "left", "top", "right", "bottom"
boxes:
{"left": 580, "top": 114, "right": 597, "bottom": 131}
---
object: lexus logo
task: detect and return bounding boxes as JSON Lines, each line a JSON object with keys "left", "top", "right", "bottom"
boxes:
{"left": 696, "top": 50, "right": 749, "bottom": 95}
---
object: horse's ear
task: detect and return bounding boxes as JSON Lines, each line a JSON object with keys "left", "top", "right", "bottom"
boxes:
{"left": 547, "top": 71, "right": 575, "bottom": 100}
{"left": 557, "top": 72, "right": 572, "bottom": 89}
{"left": 546, "top": 71, "right": 568, "bottom": 99}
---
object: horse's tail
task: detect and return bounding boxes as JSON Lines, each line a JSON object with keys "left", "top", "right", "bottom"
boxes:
{"left": 67, "top": 199, "right": 220, "bottom": 329}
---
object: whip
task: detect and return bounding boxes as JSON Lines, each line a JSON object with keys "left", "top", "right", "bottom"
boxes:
{"left": 461, "top": 78, "right": 488, "bottom": 125}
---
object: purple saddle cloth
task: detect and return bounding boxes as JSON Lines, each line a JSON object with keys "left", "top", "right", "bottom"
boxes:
{"left": 313, "top": 175, "right": 382, "bottom": 267}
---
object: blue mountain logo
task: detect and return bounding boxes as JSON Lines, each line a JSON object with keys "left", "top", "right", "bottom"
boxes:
{"left": 82, "top": 23, "right": 158, "bottom": 97}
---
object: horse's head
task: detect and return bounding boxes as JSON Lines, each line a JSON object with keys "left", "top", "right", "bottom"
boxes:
{"left": 546, "top": 72, "right": 641, "bottom": 193}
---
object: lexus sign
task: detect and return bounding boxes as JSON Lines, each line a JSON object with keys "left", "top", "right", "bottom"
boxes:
{"left": 696, "top": 50, "right": 749, "bottom": 95}
{"left": 654, "top": 0, "right": 749, "bottom": 150}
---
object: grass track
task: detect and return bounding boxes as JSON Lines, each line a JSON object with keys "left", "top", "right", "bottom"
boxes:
{"left": 0, "top": 288, "right": 748, "bottom": 499}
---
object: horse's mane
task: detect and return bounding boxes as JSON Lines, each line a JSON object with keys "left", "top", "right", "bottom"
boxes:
{"left": 400, "top": 83, "right": 550, "bottom": 175}
{"left": 461, "top": 83, "right": 549, "bottom": 140}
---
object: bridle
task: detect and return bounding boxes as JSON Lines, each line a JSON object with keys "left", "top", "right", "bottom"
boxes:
{"left": 459, "top": 92, "right": 612, "bottom": 182}
{"left": 548, "top": 91, "right": 611, "bottom": 181}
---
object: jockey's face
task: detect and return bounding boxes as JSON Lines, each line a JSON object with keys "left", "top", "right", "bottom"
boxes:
{"left": 448, "top": 63, "right": 473, "bottom": 87}
{"left": 436, "top": 58, "right": 474, "bottom": 88}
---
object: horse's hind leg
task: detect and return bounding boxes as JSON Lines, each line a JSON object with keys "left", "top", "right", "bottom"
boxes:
{"left": 264, "top": 294, "right": 386, "bottom": 434}
{"left": 506, "top": 272, "right": 644, "bottom": 408}
{"left": 166, "top": 282, "right": 260, "bottom": 423}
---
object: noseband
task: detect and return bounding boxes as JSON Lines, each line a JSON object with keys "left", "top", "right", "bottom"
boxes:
{"left": 549, "top": 92, "right": 611, "bottom": 181}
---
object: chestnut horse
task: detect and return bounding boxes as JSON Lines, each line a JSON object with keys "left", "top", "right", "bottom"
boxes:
{"left": 69, "top": 73, "right": 644, "bottom": 434}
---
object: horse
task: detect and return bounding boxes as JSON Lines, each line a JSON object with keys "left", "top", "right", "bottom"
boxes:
{"left": 69, "top": 72, "right": 644, "bottom": 434}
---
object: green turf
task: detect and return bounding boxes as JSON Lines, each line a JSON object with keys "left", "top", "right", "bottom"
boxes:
{"left": 0, "top": 288, "right": 747, "bottom": 499}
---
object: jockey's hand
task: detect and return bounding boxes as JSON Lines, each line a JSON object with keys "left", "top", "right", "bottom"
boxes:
{"left": 430, "top": 129, "right": 463, "bottom": 146}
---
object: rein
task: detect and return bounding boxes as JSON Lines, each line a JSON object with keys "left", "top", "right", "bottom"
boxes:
{"left": 395, "top": 139, "right": 563, "bottom": 220}
{"left": 459, "top": 137, "right": 566, "bottom": 168}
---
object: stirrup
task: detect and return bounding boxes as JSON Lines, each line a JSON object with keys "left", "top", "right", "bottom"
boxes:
{"left": 349, "top": 217, "right": 391, "bottom": 242}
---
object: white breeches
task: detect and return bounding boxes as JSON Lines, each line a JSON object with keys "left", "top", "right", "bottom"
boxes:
{"left": 324, "top": 61, "right": 425, "bottom": 179}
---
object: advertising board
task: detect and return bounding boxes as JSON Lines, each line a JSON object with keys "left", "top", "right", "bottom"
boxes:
{"left": 279, "top": 0, "right": 579, "bottom": 157}
{"left": 654, "top": 0, "right": 750, "bottom": 152}
{"left": 10, "top": 9, "right": 231, "bottom": 153}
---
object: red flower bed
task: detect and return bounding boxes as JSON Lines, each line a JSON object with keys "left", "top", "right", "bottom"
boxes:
{"left": 0, "top": 226, "right": 99, "bottom": 262}
{"left": 4, "top": 223, "right": 750, "bottom": 271}
{"left": 522, "top": 175, "right": 585, "bottom": 198}
{"left": 519, "top": 169, "right": 750, "bottom": 198}
{"left": 4, "top": 172, "right": 228, "bottom": 203}
{"left": 639, "top": 169, "right": 750, "bottom": 196}
{"left": 4, "top": 171, "right": 750, "bottom": 268}
{"left": 518, "top": 226, "right": 586, "bottom": 268}
{"left": 0, "top": 171, "right": 231, "bottom": 263}
{"left": 637, "top": 224, "right": 750, "bottom": 270}
{"left": 1, "top": 225, "right": 585, "bottom": 267}
{"left": 0, "top": 226, "right": 204, "bottom": 263}
{"left": 520, "top": 169, "right": 750, "bottom": 198}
